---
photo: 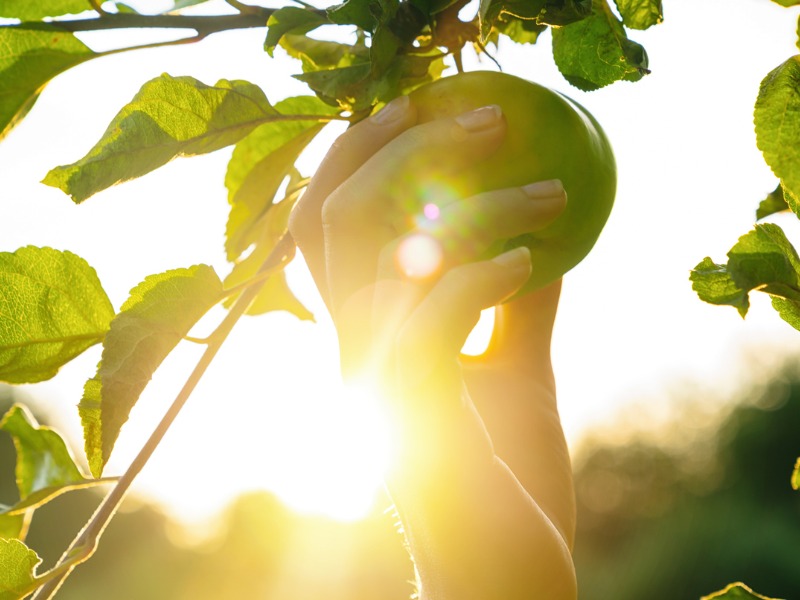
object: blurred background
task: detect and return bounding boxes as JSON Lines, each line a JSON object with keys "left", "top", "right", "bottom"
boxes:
{"left": 2, "top": 0, "right": 800, "bottom": 598}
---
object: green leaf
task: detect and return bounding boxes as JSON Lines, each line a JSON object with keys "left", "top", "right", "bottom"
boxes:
{"left": 79, "top": 265, "right": 223, "bottom": 477}
{"left": 756, "top": 184, "right": 790, "bottom": 220}
{"left": 43, "top": 75, "right": 279, "bottom": 203}
{"left": 0, "top": 24, "right": 97, "bottom": 141}
{"left": 265, "top": 7, "right": 328, "bottom": 57}
{"left": 754, "top": 56, "right": 800, "bottom": 211}
{"left": 771, "top": 0, "right": 800, "bottom": 6}
{"left": 225, "top": 96, "right": 337, "bottom": 261}
{"left": 552, "top": 0, "right": 649, "bottom": 91}
{"left": 692, "top": 224, "right": 800, "bottom": 325}
{"left": 0, "top": 247, "right": 114, "bottom": 384}
{"left": 792, "top": 456, "right": 800, "bottom": 490}
{"left": 328, "top": 0, "right": 381, "bottom": 30}
{"left": 0, "top": 538, "right": 41, "bottom": 600}
{"left": 726, "top": 223, "right": 800, "bottom": 297}
{"left": 612, "top": 0, "right": 663, "bottom": 30}
{"left": 0, "top": 0, "right": 90, "bottom": 20}
{"left": 690, "top": 257, "right": 750, "bottom": 317}
{"left": 701, "top": 582, "right": 782, "bottom": 600}
{"left": 0, "top": 405, "right": 103, "bottom": 512}
{"left": 0, "top": 513, "right": 26, "bottom": 541}
{"left": 495, "top": 16, "right": 547, "bottom": 45}
{"left": 224, "top": 188, "right": 314, "bottom": 320}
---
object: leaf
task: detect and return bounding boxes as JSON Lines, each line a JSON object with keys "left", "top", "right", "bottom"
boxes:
{"left": 690, "top": 257, "right": 750, "bottom": 317}
{"left": 701, "top": 582, "right": 782, "bottom": 600}
{"left": 756, "top": 184, "right": 790, "bottom": 220}
{"left": 0, "top": 0, "right": 90, "bottom": 20}
{"left": 792, "top": 456, "right": 800, "bottom": 490}
{"left": 225, "top": 96, "right": 336, "bottom": 261}
{"left": 754, "top": 56, "right": 800, "bottom": 211}
{"left": 79, "top": 265, "right": 223, "bottom": 477}
{"left": 0, "top": 538, "right": 41, "bottom": 600}
{"left": 495, "top": 16, "right": 547, "bottom": 45}
{"left": 43, "top": 75, "right": 279, "bottom": 203}
{"left": 771, "top": 0, "right": 800, "bottom": 6}
{"left": 0, "top": 405, "right": 104, "bottom": 512}
{"left": 691, "top": 224, "right": 800, "bottom": 326}
{"left": 264, "top": 7, "right": 328, "bottom": 57}
{"left": 0, "top": 513, "right": 26, "bottom": 541}
{"left": 0, "top": 24, "right": 97, "bottom": 141}
{"left": 612, "top": 0, "right": 663, "bottom": 30}
{"left": 0, "top": 246, "right": 114, "bottom": 384}
{"left": 552, "top": 0, "right": 649, "bottom": 91}
{"left": 224, "top": 190, "right": 314, "bottom": 320}
{"left": 328, "top": 0, "right": 381, "bottom": 30}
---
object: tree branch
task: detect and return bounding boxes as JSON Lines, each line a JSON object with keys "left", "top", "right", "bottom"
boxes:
{"left": 0, "top": 9, "right": 324, "bottom": 35}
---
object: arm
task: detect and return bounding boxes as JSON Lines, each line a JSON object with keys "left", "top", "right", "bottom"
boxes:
{"left": 289, "top": 95, "right": 577, "bottom": 599}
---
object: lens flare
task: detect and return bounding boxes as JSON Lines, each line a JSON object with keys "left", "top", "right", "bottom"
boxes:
{"left": 395, "top": 232, "right": 443, "bottom": 279}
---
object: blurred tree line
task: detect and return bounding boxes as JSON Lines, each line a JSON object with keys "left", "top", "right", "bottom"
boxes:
{"left": 1, "top": 360, "right": 798, "bottom": 599}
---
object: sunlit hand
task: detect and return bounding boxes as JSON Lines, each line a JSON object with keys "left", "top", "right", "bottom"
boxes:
{"left": 289, "top": 94, "right": 577, "bottom": 600}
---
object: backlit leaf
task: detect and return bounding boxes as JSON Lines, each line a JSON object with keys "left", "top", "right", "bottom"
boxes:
{"left": 0, "top": 513, "right": 25, "bottom": 541}
{"left": 690, "top": 257, "right": 750, "bottom": 317}
{"left": 792, "top": 456, "right": 799, "bottom": 490}
{"left": 43, "top": 75, "right": 279, "bottom": 203}
{"left": 0, "top": 405, "right": 103, "bottom": 512}
{"left": 0, "top": 0, "right": 90, "bottom": 20}
{"left": 265, "top": 7, "right": 328, "bottom": 57}
{"left": 701, "top": 582, "right": 782, "bottom": 600}
{"left": 225, "top": 96, "right": 336, "bottom": 261}
{"left": 0, "top": 24, "right": 96, "bottom": 140}
{"left": 756, "top": 184, "right": 789, "bottom": 220}
{"left": 79, "top": 265, "right": 223, "bottom": 477}
{"left": 552, "top": 0, "right": 649, "bottom": 91}
{"left": 0, "top": 538, "right": 41, "bottom": 600}
{"left": 224, "top": 191, "right": 313, "bottom": 320}
{"left": 328, "top": 0, "right": 380, "bottom": 30}
{"left": 754, "top": 56, "right": 800, "bottom": 211}
{"left": 495, "top": 16, "right": 547, "bottom": 45}
{"left": 691, "top": 224, "right": 800, "bottom": 329}
{"left": 0, "top": 247, "right": 114, "bottom": 384}
{"left": 612, "top": 0, "right": 663, "bottom": 30}
{"left": 771, "top": 0, "right": 800, "bottom": 6}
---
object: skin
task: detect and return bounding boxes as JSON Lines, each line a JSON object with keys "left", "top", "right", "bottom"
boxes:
{"left": 289, "top": 94, "right": 577, "bottom": 600}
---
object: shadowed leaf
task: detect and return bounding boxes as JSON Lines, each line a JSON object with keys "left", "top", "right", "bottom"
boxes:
{"left": 0, "top": 24, "right": 96, "bottom": 141}
{"left": 701, "top": 582, "right": 782, "bottom": 600}
{"left": 0, "top": 247, "right": 114, "bottom": 384}
{"left": 756, "top": 184, "right": 789, "bottom": 220}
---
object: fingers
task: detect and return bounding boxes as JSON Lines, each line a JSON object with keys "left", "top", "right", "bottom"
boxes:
{"left": 396, "top": 179, "right": 566, "bottom": 279}
{"left": 395, "top": 247, "right": 533, "bottom": 394}
{"left": 322, "top": 105, "right": 507, "bottom": 314}
{"left": 289, "top": 96, "right": 418, "bottom": 305}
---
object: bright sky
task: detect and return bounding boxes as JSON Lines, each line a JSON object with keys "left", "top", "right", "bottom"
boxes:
{"left": 2, "top": 0, "right": 800, "bottom": 524}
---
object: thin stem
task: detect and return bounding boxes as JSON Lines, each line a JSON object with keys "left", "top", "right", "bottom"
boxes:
{"left": 31, "top": 233, "right": 298, "bottom": 600}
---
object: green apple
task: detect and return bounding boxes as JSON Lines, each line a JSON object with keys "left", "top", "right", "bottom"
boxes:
{"left": 409, "top": 71, "right": 617, "bottom": 294}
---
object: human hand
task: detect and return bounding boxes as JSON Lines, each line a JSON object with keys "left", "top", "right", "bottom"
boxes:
{"left": 289, "top": 95, "right": 577, "bottom": 599}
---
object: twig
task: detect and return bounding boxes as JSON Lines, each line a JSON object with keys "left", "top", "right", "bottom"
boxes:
{"left": 30, "top": 233, "right": 298, "bottom": 600}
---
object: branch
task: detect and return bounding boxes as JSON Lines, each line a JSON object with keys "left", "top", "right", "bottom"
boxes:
{"left": 0, "top": 9, "right": 323, "bottom": 35}
{"left": 30, "top": 233, "right": 298, "bottom": 600}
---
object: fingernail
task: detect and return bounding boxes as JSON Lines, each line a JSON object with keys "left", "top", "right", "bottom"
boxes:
{"left": 522, "top": 179, "right": 565, "bottom": 199}
{"left": 492, "top": 246, "right": 531, "bottom": 268}
{"left": 455, "top": 105, "right": 503, "bottom": 132}
{"left": 371, "top": 95, "right": 410, "bottom": 125}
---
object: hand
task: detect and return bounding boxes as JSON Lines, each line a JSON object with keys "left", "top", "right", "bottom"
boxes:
{"left": 289, "top": 95, "right": 577, "bottom": 600}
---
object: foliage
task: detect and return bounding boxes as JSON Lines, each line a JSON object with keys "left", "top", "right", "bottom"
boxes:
{"left": 0, "top": 0, "right": 795, "bottom": 598}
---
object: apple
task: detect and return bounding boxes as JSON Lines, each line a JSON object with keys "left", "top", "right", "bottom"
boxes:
{"left": 409, "top": 71, "right": 617, "bottom": 294}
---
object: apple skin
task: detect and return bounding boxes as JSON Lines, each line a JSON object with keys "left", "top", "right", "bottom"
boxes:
{"left": 408, "top": 71, "right": 617, "bottom": 295}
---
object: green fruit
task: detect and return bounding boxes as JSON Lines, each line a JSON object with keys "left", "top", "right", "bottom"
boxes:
{"left": 409, "top": 70, "right": 616, "bottom": 294}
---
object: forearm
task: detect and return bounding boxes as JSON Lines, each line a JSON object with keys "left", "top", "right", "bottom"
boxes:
{"left": 387, "top": 453, "right": 577, "bottom": 600}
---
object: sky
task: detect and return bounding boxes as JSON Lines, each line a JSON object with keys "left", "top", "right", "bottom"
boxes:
{"left": 2, "top": 0, "right": 800, "bottom": 524}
